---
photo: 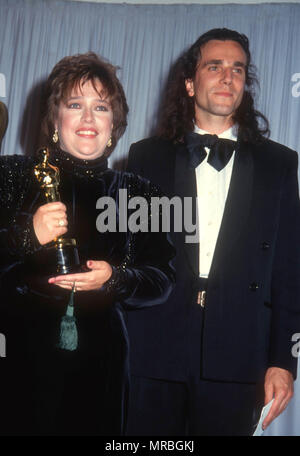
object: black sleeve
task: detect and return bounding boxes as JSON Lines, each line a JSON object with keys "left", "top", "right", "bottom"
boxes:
{"left": 103, "top": 174, "right": 176, "bottom": 309}
{"left": 0, "top": 156, "right": 41, "bottom": 275}
{"left": 268, "top": 151, "right": 300, "bottom": 378}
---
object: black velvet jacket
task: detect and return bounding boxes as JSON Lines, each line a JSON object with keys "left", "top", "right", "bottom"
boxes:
{"left": 0, "top": 148, "right": 175, "bottom": 435}
{"left": 0, "top": 149, "right": 175, "bottom": 301}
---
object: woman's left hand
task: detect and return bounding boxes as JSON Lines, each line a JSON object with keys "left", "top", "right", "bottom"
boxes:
{"left": 48, "top": 260, "right": 112, "bottom": 291}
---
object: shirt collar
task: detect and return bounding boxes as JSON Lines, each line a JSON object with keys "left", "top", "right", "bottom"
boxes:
{"left": 194, "top": 124, "right": 238, "bottom": 141}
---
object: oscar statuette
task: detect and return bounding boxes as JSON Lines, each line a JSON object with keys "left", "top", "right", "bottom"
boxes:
{"left": 34, "top": 147, "right": 81, "bottom": 274}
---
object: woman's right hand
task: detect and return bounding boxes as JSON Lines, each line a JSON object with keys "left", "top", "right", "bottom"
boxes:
{"left": 33, "top": 202, "right": 68, "bottom": 245}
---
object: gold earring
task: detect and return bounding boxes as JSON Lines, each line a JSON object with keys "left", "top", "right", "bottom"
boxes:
{"left": 52, "top": 129, "right": 59, "bottom": 144}
{"left": 107, "top": 137, "right": 112, "bottom": 147}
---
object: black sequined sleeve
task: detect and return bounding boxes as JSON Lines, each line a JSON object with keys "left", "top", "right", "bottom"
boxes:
{"left": 0, "top": 156, "right": 41, "bottom": 272}
{"left": 103, "top": 173, "right": 176, "bottom": 309}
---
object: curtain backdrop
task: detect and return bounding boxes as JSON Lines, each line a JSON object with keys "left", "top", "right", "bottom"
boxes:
{"left": 0, "top": 0, "right": 300, "bottom": 436}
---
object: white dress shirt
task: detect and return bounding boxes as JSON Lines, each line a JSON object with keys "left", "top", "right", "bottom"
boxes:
{"left": 194, "top": 124, "right": 238, "bottom": 278}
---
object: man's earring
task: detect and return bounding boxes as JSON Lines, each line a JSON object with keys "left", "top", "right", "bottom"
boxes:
{"left": 52, "top": 129, "right": 59, "bottom": 144}
{"left": 107, "top": 136, "right": 112, "bottom": 147}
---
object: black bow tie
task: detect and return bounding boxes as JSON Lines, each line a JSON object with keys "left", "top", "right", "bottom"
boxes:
{"left": 185, "top": 132, "right": 236, "bottom": 171}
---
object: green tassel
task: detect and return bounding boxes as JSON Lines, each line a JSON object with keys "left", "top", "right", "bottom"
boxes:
{"left": 58, "top": 283, "right": 78, "bottom": 351}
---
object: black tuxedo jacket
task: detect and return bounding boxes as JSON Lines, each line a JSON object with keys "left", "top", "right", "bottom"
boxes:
{"left": 126, "top": 136, "right": 300, "bottom": 383}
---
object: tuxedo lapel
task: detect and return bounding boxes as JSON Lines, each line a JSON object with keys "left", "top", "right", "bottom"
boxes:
{"left": 154, "top": 141, "right": 176, "bottom": 198}
{"left": 209, "top": 141, "right": 254, "bottom": 277}
{"left": 174, "top": 142, "right": 199, "bottom": 277}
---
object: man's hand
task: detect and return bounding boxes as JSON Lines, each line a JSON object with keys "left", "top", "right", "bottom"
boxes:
{"left": 48, "top": 260, "right": 112, "bottom": 291}
{"left": 262, "top": 367, "right": 294, "bottom": 430}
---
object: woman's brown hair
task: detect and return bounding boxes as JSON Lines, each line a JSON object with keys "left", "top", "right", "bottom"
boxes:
{"left": 41, "top": 52, "right": 128, "bottom": 156}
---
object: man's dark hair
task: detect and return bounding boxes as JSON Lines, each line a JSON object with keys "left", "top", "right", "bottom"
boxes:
{"left": 156, "top": 28, "right": 270, "bottom": 143}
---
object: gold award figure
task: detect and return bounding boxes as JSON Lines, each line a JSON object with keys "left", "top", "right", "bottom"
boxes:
{"left": 34, "top": 147, "right": 80, "bottom": 274}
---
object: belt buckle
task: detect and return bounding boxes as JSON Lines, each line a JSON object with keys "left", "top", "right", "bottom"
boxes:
{"left": 197, "top": 290, "right": 206, "bottom": 308}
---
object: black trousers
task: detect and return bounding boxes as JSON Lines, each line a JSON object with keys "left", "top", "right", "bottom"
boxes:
{"left": 126, "top": 305, "right": 264, "bottom": 436}
{"left": 125, "top": 375, "right": 263, "bottom": 436}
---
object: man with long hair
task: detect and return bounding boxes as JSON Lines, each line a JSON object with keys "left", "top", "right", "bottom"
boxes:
{"left": 126, "top": 28, "right": 300, "bottom": 435}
